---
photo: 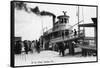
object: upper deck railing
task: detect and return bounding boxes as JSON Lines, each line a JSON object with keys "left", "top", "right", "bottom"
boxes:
{"left": 50, "top": 30, "right": 84, "bottom": 43}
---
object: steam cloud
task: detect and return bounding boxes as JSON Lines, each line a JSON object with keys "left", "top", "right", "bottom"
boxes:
{"left": 14, "top": 2, "right": 56, "bottom": 17}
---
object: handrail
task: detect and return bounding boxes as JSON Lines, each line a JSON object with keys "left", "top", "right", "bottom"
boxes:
{"left": 50, "top": 30, "right": 85, "bottom": 43}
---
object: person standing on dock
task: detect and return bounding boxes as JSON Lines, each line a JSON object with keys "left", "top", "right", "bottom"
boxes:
{"left": 74, "top": 29, "right": 77, "bottom": 37}
{"left": 35, "top": 40, "right": 40, "bottom": 53}
{"left": 23, "top": 40, "right": 29, "bottom": 54}
{"left": 58, "top": 42, "right": 65, "bottom": 56}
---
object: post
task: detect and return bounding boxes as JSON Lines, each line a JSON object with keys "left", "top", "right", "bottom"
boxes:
{"left": 69, "top": 41, "right": 74, "bottom": 55}
{"left": 78, "top": 5, "right": 80, "bottom": 37}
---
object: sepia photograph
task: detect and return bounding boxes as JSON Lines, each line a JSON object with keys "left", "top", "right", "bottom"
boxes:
{"left": 11, "top": 1, "right": 97, "bottom": 67}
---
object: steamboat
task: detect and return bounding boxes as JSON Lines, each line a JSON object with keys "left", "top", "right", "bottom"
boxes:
{"left": 41, "top": 11, "right": 97, "bottom": 56}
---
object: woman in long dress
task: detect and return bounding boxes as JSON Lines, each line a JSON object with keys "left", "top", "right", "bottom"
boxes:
{"left": 31, "top": 41, "right": 36, "bottom": 53}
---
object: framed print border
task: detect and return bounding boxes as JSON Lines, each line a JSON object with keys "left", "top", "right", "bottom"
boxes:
{"left": 10, "top": 1, "right": 98, "bottom": 67}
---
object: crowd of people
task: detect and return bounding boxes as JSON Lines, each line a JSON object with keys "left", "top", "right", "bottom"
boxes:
{"left": 58, "top": 29, "right": 78, "bottom": 56}
{"left": 53, "top": 41, "right": 77, "bottom": 57}
{"left": 14, "top": 40, "right": 41, "bottom": 54}
{"left": 14, "top": 29, "right": 77, "bottom": 56}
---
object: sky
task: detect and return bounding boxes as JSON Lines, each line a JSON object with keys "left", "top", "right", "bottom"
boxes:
{"left": 15, "top": 2, "right": 97, "bottom": 40}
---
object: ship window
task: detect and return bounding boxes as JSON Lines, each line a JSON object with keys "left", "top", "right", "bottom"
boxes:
{"left": 53, "top": 31, "right": 61, "bottom": 38}
{"left": 59, "top": 18, "right": 63, "bottom": 23}
{"left": 64, "top": 18, "right": 67, "bottom": 23}
{"left": 65, "top": 30, "right": 69, "bottom": 36}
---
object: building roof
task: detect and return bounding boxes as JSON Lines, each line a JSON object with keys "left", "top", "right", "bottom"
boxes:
{"left": 91, "top": 18, "right": 97, "bottom": 24}
{"left": 78, "top": 23, "right": 96, "bottom": 27}
{"left": 78, "top": 18, "right": 97, "bottom": 27}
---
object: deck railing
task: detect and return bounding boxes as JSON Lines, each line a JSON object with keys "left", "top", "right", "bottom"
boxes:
{"left": 50, "top": 30, "right": 84, "bottom": 43}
